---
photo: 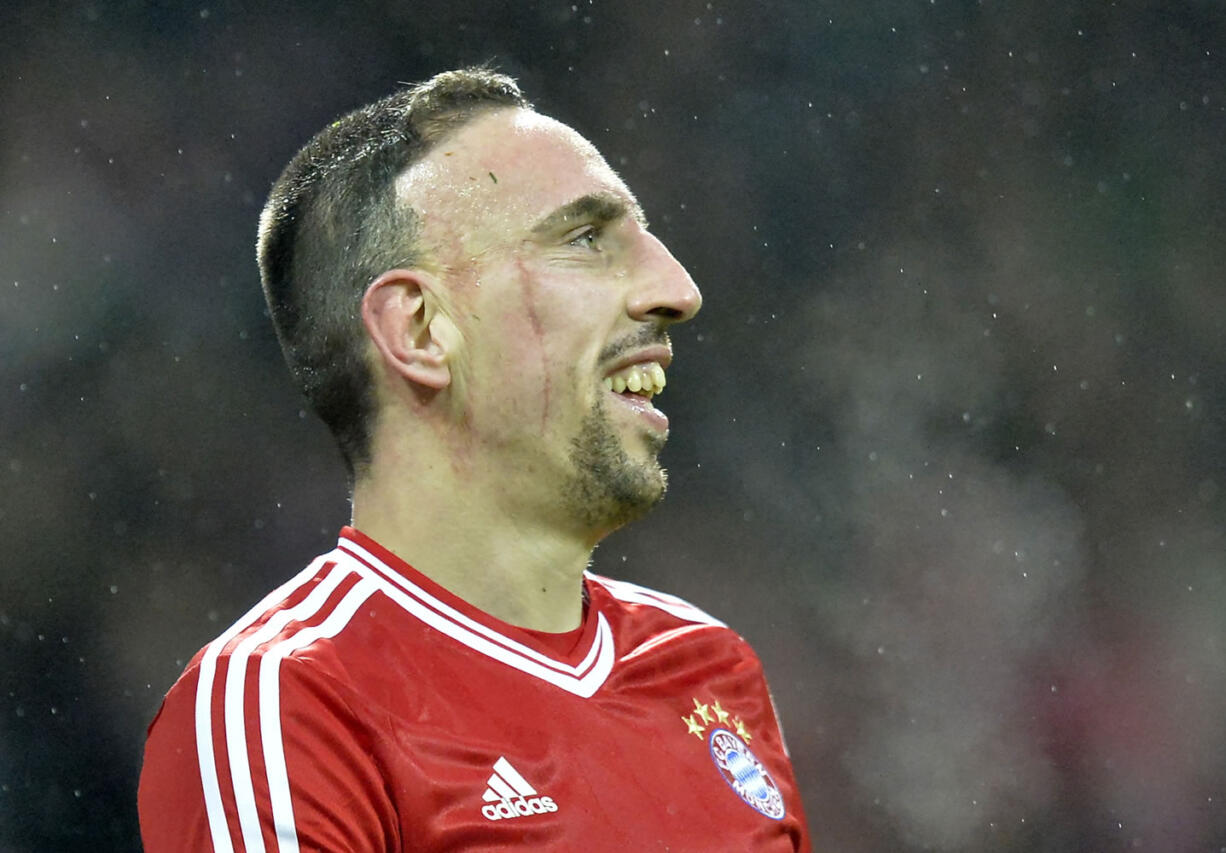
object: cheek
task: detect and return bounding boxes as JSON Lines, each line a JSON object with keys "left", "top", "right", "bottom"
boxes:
{"left": 511, "top": 255, "right": 559, "bottom": 430}
{"left": 463, "top": 302, "right": 555, "bottom": 432}
{"left": 468, "top": 257, "right": 609, "bottom": 430}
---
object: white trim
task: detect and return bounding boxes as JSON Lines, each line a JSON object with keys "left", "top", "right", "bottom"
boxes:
{"left": 337, "top": 540, "right": 615, "bottom": 698}
{"left": 194, "top": 556, "right": 332, "bottom": 853}
{"left": 259, "top": 578, "right": 379, "bottom": 853}
{"left": 591, "top": 574, "right": 726, "bottom": 628}
{"left": 223, "top": 566, "right": 354, "bottom": 853}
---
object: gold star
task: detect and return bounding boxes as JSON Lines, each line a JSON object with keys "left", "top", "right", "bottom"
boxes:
{"left": 683, "top": 714, "right": 706, "bottom": 739}
{"left": 733, "top": 717, "right": 753, "bottom": 743}
{"left": 712, "top": 700, "right": 730, "bottom": 725}
{"left": 692, "top": 698, "right": 713, "bottom": 725}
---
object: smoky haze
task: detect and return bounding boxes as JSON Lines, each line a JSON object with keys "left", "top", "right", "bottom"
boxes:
{"left": 2, "top": 2, "right": 1224, "bottom": 851}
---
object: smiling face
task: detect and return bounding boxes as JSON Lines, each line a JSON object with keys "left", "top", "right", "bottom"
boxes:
{"left": 397, "top": 107, "right": 702, "bottom": 536}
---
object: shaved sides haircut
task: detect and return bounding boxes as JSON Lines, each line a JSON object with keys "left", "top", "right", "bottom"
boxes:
{"left": 257, "top": 68, "right": 529, "bottom": 478}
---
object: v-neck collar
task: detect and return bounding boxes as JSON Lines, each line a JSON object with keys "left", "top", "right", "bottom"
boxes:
{"left": 334, "top": 527, "right": 614, "bottom": 698}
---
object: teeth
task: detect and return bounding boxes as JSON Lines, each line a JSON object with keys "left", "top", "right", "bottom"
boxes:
{"left": 603, "top": 360, "right": 667, "bottom": 397}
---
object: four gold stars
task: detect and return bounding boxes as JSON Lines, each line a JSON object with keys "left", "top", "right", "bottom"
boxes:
{"left": 682, "top": 696, "right": 754, "bottom": 743}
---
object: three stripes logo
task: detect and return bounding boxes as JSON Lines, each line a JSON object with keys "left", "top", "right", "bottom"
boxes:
{"left": 480, "top": 756, "right": 559, "bottom": 821}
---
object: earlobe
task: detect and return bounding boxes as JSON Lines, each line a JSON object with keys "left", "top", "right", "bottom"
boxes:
{"left": 361, "top": 269, "right": 453, "bottom": 391}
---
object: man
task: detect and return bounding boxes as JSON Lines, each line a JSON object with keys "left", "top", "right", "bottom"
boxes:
{"left": 139, "top": 68, "right": 810, "bottom": 851}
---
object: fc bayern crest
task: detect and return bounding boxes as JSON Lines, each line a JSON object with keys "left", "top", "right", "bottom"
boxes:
{"left": 708, "top": 728, "right": 786, "bottom": 820}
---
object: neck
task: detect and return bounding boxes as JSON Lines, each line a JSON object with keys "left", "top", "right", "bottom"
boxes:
{"left": 351, "top": 453, "right": 597, "bottom": 634}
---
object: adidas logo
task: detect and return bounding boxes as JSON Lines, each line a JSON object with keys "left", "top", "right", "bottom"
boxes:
{"left": 480, "top": 756, "right": 558, "bottom": 821}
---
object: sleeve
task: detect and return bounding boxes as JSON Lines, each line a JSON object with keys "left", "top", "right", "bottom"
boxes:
{"left": 719, "top": 633, "right": 813, "bottom": 851}
{"left": 139, "top": 655, "right": 398, "bottom": 852}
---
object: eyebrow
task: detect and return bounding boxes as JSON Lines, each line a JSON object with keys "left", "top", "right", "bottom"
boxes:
{"left": 529, "top": 191, "right": 647, "bottom": 235}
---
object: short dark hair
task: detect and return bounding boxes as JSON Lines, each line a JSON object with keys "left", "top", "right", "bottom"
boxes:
{"left": 257, "top": 68, "right": 529, "bottom": 480}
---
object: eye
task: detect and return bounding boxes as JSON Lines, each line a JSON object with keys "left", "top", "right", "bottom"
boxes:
{"left": 565, "top": 225, "right": 603, "bottom": 251}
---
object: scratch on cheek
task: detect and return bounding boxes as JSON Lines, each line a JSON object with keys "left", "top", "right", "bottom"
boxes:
{"left": 512, "top": 253, "right": 550, "bottom": 431}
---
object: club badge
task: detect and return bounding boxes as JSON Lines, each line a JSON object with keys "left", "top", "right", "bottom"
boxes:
{"left": 681, "top": 697, "right": 786, "bottom": 820}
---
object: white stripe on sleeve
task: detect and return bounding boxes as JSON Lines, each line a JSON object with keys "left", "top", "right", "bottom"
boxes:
{"left": 224, "top": 567, "right": 354, "bottom": 853}
{"left": 194, "top": 556, "right": 332, "bottom": 853}
{"left": 259, "top": 577, "right": 379, "bottom": 853}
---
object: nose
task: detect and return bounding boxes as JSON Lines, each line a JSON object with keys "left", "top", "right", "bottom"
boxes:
{"left": 626, "top": 232, "right": 703, "bottom": 324}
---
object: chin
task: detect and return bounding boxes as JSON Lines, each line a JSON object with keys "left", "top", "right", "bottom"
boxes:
{"left": 564, "top": 407, "right": 669, "bottom": 531}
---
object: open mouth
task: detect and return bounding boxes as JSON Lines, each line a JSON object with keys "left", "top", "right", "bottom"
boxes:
{"left": 602, "top": 360, "right": 670, "bottom": 433}
{"left": 602, "top": 360, "right": 666, "bottom": 399}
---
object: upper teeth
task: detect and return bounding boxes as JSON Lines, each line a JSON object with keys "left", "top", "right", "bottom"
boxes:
{"left": 603, "top": 361, "right": 667, "bottom": 397}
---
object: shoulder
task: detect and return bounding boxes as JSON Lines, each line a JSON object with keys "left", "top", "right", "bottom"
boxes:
{"left": 585, "top": 572, "right": 729, "bottom": 631}
{"left": 585, "top": 574, "right": 777, "bottom": 710}
{"left": 155, "top": 548, "right": 378, "bottom": 718}
{"left": 141, "top": 550, "right": 393, "bottom": 849}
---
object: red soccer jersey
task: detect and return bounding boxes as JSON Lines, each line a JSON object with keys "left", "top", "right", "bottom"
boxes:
{"left": 139, "top": 528, "right": 811, "bottom": 851}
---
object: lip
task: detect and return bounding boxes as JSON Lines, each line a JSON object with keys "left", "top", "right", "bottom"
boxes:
{"left": 608, "top": 386, "right": 670, "bottom": 433}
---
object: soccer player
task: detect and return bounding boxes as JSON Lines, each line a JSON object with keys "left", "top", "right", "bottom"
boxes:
{"left": 139, "top": 68, "right": 811, "bottom": 851}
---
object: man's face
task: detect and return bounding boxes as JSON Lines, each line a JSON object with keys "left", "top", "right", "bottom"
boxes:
{"left": 398, "top": 107, "right": 701, "bottom": 535}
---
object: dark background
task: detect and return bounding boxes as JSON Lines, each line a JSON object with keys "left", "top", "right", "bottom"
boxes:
{"left": 3, "top": 1, "right": 1225, "bottom": 850}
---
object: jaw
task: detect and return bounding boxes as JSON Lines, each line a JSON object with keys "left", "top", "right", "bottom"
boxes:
{"left": 561, "top": 396, "right": 668, "bottom": 535}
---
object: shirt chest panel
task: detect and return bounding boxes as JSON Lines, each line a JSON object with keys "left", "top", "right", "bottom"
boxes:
{"left": 355, "top": 622, "right": 802, "bottom": 851}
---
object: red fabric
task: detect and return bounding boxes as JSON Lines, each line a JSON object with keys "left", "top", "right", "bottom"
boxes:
{"left": 139, "top": 527, "right": 811, "bottom": 851}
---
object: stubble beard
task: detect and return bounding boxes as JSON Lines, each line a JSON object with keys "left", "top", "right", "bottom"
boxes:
{"left": 563, "top": 396, "right": 668, "bottom": 534}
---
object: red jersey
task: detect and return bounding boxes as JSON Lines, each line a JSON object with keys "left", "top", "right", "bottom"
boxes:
{"left": 139, "top": 527, "right": 811, "bottom": 851}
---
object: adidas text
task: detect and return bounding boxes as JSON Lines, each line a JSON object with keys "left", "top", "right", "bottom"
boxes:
{"left": 481, "top": 796, "right": 558, "bottom": 821}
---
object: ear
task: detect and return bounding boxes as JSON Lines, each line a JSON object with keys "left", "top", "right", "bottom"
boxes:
{"left": 361, "top": 269, "right": 453, "bottom": 390}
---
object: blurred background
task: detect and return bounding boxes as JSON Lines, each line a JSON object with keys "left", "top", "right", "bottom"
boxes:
{"left": 3, "top": 1, "right": 1224, "bottom": 850}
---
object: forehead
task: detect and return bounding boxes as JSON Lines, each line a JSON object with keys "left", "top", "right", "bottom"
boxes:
{"left": 396, "top": 108, "right": 640, "bottom": 250}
